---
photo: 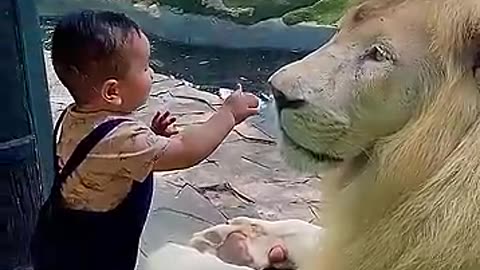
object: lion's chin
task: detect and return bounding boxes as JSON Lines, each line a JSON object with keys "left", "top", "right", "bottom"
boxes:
{"left": 279, "top": 135, "right": 344, "bottom": 175}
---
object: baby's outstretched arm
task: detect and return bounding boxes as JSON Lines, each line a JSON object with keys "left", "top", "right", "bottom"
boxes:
{"left": 152, "top": 89, "right": 259, "bottom": 171}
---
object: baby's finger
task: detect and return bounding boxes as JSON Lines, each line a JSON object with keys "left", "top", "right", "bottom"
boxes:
{"left": 236, "top": 83, "right": 243, "bottom": 92}
{"left": 166, "top": 117, "right": 177, "bottom": 125}
{"left": 246, "top": 107, "right": 259, "bottom": 116}
{"left": 152, "top": 112, "right": 161, "bottom": 124}
{"left": 158, "top": 111, "right": 170, "bottom": 123}
{"left": 243, "top": 93, "right": 259, "bottom": 108}
{"left": 230, "top": 89, "right": 243, "bottom": 97}
{"left": 167, "top": 129, "right": 180, "bottom": 136}
{"left": 229, "top": 83, "right": 243, "bottom": 97}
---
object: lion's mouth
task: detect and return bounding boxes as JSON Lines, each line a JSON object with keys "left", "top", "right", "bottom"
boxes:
{"left": 281, "top": 130, "right": 344, "bottom": 163}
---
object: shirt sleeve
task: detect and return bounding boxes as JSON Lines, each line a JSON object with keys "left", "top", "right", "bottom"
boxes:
{"left": 88, "top": 120, "right": 170, "bottom": 182}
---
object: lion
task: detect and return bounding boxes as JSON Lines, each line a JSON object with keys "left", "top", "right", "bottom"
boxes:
{"left": 147, "top": 0, "right": 480, "bottom": 269}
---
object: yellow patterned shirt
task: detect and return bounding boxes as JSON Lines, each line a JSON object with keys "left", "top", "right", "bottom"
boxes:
{"left": 56, "top": 105, "right": 170, "bottom": 212}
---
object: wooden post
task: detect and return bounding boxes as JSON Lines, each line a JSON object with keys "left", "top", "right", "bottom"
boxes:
{"left": 0, "top": 0, "right": 54, "bottom": 269}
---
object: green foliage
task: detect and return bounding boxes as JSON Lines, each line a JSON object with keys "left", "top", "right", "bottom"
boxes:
{"left": 155, "top": 0, "right": 327, "bottom": 25}
{"left": 282, "top": 0, "right": 349, "bottom": 25}
{"left": 155, "top": 0, "right": 349, "bottom": 25}
{"left": 156, "top": 0, "right": 208, "bottom": 14}
{"left": 223, "top": 0, "right": 319, "bottom": 24}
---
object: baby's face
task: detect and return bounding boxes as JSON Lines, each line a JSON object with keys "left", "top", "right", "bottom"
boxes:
{"left": 118, "top": 31, "right": 153, "bottom": 111}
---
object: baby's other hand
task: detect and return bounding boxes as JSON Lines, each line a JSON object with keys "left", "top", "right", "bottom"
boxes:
{"left": 223, "top": 84, "right": 259, "bottom": 125}
{"left": 151, "top": 111, "right": 179, "bottom": 137}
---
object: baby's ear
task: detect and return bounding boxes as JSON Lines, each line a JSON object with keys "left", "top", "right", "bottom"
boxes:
{"left": 100, "top": 78, "right": 122, "bottom": 105}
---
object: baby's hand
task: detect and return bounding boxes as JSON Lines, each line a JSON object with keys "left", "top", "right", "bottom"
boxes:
{"left": 151, "top": 111, "right": 179, "bottom": 137}
{"left": 223, "top": 84, "right": 259, "bottom": 125}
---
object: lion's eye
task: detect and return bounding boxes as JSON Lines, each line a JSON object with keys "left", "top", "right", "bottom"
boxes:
{"left": 364, "top": 44, "right": 395, "bottom": 62}
{"left": 373, "top": 45, "right": 388, "bottom": 61}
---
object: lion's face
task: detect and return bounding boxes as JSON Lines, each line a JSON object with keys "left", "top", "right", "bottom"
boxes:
{"left": 269, "top": 0, "right": 432, "bottom": 173}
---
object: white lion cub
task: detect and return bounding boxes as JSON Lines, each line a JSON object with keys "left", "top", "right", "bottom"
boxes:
{"left": 147, "top": 243, "right": 253, "bottom": 270}
{"left": 147, "top": 217, "right": 323, "bottom": 270}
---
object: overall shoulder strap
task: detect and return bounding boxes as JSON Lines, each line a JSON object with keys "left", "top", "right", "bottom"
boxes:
{"left": 57, "top": 118, "right": 129, "bottom": 184}
{"left": 52, "top": 106, "right": 73, "bottom": 175}
{"left": 53, "top": 108, "right": 70, "bottom": 140}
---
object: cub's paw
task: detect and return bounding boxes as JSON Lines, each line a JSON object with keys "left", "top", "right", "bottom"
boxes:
{"left": 189, "top": 223, "right": 256, "bottom": 267}
{"left": 189, "top": 217, "right": 306, "bottom": 269}
{"left": 147, "top": 243, "right": 254, "bottom": 270}
{"left": 233, "top": 218, "right": 323, "bottom": 270}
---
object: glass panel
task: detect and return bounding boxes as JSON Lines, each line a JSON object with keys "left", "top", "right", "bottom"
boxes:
{"left": 29, "top": 1, "right": 342, "bottom": 269}
{"left": 36, "top": 0, "right": 337, "bottom": 98}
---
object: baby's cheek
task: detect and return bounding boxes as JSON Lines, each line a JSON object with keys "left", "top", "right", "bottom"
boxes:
{"left": 144, "top": 73, "right": 153, "bottom": 92}
{"left": 137, "top": 74, "right": 152, "bottom": 98}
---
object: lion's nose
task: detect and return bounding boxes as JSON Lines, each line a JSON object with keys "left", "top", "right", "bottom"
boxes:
{"left": 271, "top": 85, "right": 306, "bottom": 111}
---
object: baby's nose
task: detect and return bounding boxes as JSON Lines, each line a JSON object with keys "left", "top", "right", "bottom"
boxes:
{"left": 149, "top": 67, "right": 154, "bottom": 78}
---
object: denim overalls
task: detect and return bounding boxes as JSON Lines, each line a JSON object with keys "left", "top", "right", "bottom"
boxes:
{"left": 31, "top": 109, "right": 154, "bottom": 270}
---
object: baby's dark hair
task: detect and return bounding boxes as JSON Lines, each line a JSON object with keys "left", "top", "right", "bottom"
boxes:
{"left": 51, "top": 10, "right": 141, "bottom": 104}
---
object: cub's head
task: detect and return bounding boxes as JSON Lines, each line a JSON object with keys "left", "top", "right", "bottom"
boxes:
{"left": 269, "top": 0, "right": 480, "bottom": 174}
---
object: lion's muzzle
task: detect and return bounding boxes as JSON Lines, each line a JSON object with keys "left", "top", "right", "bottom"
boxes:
{"left": 270, "top": 85, "right": 307, "bottom": 113}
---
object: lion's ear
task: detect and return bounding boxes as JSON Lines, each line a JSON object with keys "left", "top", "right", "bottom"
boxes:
{"left": 465, "top": 1, "right": 480, "bottom": 74}
{"left": 475, "top": 48, "right": 480, "bottom": 82}
{"left": 431, "top": 0, "right": 480, "bottom": 72}
{"left": 471, "top": 7, "right": 480, "bottom": 81}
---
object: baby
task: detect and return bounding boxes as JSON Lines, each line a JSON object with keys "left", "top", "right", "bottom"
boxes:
{"left": 31, "top": 9, "right": 258, "bottom": 270}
